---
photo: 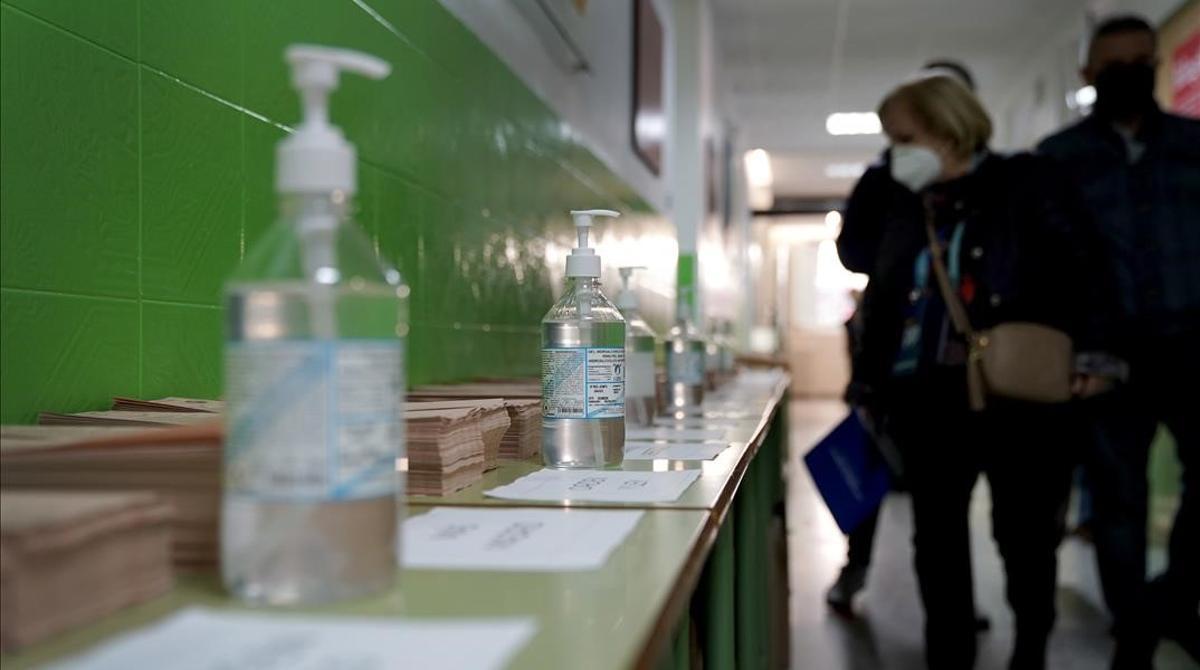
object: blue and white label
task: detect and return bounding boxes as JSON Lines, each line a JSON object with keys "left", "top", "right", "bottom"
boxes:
{"left": 224, "top": 340, "right": 403, "bottom": 502}
{"left": 668, "top": 349, "right": 704, "bottom": 386}
{"left": 542, "top": 347, "right": 625, "bottom": 419}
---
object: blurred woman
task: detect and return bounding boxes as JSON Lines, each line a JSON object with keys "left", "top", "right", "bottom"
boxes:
{"left": 839, "top": 75, "right": 1112, "bottom": 669}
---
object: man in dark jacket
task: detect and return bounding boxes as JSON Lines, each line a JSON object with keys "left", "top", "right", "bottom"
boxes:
{"left": 1038, "top": 15, "right": 1200, "bottom": 669}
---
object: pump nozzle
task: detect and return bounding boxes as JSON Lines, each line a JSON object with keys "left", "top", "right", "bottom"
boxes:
{"left": 618, "top": 266, "right": 647, "bottom": 291}
{"left": 617, "top": 265, "right": 646, "bottom": 311}
{"left": 566, "top": 209, "right": 620, "bottom": 278}
{"left": 277, "top": 45, "right": 391, "bottom": 195}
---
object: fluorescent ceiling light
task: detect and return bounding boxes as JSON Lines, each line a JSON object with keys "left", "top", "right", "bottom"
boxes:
{"left": 744, "top": 148, "right": 773, "bottom": 188}
{"left": 826, "top": 112, "right": 881, "bottom": 136}
{"left": 824, "top": 162, "right": 866, "bottom": 179}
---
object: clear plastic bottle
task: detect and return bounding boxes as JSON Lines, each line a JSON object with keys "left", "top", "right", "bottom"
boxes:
{"left": 719, "top": 320, "right": 737, "bottom": 379}
{"left": 704, "top": 322, "right": 721, "bottom": 391}
{"left": 665, "top": 287, "right": 706, "bottom": 409}
{"left": 222, "top": 46, "right": 404, "bottom": 606}
{"left": 616, "top": 266, "right": 658, "bottom": 427}
{"left": 541, "top": 210, "right": 626, "bottom": 468}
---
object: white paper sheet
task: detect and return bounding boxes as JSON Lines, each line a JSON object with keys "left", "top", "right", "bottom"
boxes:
{"left": 625, "top": 427, "right": 727, "bottom": 442}
{"left": 402, "top": 507, "right": 643, "bottom": 571}
{"left": 651, "top": 417, "right": 741, "bottom": 429}
{"left": 623, "top": 442, "right": 728, "bottom": 460}
{"left": 484, "top": 468, "right": 702, "bottom": 503}
{"left": 52, "top": 608, "right": 536, "bottom": 670}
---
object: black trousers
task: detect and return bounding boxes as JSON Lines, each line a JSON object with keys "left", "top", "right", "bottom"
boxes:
{"left": 889, "top": 378, "right": 1075, "bottom": 670}
{"left": 1083, "top": 335, "right": 1199, "bottom": 663}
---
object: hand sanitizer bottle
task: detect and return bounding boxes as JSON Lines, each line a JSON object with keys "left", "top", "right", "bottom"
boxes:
{"left": 222, "top": 45, "right": 405, "bottom": 605}
{"left": 616, "top": 266, "right": 659, "bottom": 427}
{"left": 705, "top": 321, "right": 721, "bottom": 391}
{"left": 665, "top": 285, "right": 706, "bottom": 410}
{"left": 719, "top": 319, "right": 737, "bottom": 380}
{"left": 541, "top": 210, "right": 626, "bottom": 468}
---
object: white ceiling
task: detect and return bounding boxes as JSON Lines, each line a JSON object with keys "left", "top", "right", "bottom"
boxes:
{"left": 711, "top": 0, "right": 1110, "bottom": 199}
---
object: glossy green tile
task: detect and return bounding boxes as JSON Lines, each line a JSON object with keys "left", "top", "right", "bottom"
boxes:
{"left": 406, "top": 320, "right": 434, "bottom": 387}
{"left": 241, "top": 115, "right": 287, "bottom": 253}
{"left": 4, "top": 0, "right": 137, "bottom": 59}
{"left": 141, "top": 301, "right": 223, "bottom": 400}
{"left": 141, "top": 0, "right": 243, "bottom": 104}
{"left": 0, "top": 8, "right": 139, "bottom": 298}
{"left": 0, "top": 290, "right": 139, "bottom": 423}
{"left": 364, "top": 0, "right": 491, "bottom": 84}
{"left": 141, "top": 72, "right": 243, "bottom": 305}
{"left": 0, "top": 0, "right": 667, "bottom": 421}
{"left": 242, "top": 1, "right": 400, "bottom": 134}
{"left": 377, "top": 172, "right": 423, "bottom": 319}
{"left": 372, "top": 47, "right": 438, "bottom": 180}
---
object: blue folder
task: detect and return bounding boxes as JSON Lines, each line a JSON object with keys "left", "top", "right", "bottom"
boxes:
{"left": 803, "top": 411, "right": 891, "bottom": 534}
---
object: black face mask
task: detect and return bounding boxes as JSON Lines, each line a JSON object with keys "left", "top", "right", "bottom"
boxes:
{"left": 1093, "top": 62, "right": 1156, "bottom": 121}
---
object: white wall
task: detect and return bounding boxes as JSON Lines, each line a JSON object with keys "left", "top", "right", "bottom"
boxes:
{"left": 440, "top": 0, "right": 666, "bottom": 212}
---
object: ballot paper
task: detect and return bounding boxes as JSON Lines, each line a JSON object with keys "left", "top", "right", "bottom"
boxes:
{"left": 625, "top": 427, "right": 727, "bottom": 442}
{"left": 51, "top": 608, "right": 536, "bottom": 670}
{"left": 623, "top": 442, "right": 728, "bottom": 461}
{"left": 484, "top": 468, "right": 701, "bottom": 503}
{"left": 402, "top": 507, "right": 643, "bottom": 571}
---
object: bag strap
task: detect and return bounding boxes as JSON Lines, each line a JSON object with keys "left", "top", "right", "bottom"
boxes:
{"left": 922, "top": 196, "right": 975, "bottom": 338}
{"left": 923, "top": 196, "right": 988, "bottom": 410}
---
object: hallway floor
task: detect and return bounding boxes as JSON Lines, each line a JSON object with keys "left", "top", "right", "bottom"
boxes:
{"left": 784, "top": 400, "right": 1196, "bottom": 670}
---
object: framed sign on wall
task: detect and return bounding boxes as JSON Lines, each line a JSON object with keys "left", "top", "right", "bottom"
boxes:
{"left": 631, "top": 0, "right": 664, "bottom": 175}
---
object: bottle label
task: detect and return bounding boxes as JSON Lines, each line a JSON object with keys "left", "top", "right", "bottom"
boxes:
{"left": 626, "top": 350, "right": 657, "bottom": 398}
{"left": 668, "top": 350, "right": 704, "bottom": 386}
{"left": 542, "top": 347, "right": 625, "bottom": 419}
{"left": 224, "top": 340, "right": 403, "bottom": 501}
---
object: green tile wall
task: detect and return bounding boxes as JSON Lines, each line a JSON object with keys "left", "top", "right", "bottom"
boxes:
{"left": 0, "top": 0, "right": 667, "bottom": 423}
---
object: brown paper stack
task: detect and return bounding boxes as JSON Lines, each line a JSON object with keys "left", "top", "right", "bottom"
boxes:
{"left": 410, "top": 381, "right": 542, "bottom": 460}
{"left": 111, "top": 397, "right": 225, "bottom": 414}
{"left": 0, "top": 491, "right": 174, "bottom": 651}
{"left": 407, "top": 399, "right": 509, "bottom": 471}
{"left": 37, "top": 410, "right": 217, "bottom": 428}
{"left": 410, "top": 380, "right": 541, "bottom": 399}
{"left": 404, "top": 408, "right": 485, "bottom": 496}
{"left": 497, "top": 399, "right": 541, "bottom": 460}
{"left": 0, "top": 423, "right": 222, "bottom": 568}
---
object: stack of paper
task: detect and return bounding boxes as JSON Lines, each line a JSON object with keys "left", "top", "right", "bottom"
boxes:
{"left": 411, "top": 380, "right": 541, "bottom": 399}
{"left": 0, "top": 490, "right": 174, "bottom": 651}
{"left": 111, "top": 397, "right": 225, "bottom": 414}
{"left": 498, "top": 399, "right": 541, "bottom": 460}
{"left": 0, "top": 423, "right": 222, "bottom": 567}
{"left": 410, "top": 384, "right": 542, "bottom": 460}
{"left": 37, "top": 411, "right": 217, "bottom": 428}
{"left": 405, "top": 408, "right": 485, "bottom": 496}
{"left": 407, "top": 399, "right": 510, "bottom": 472}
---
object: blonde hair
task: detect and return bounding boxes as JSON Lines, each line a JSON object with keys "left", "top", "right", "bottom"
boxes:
{"left": 878, "top": 75, "right": 992, "bottom": 159}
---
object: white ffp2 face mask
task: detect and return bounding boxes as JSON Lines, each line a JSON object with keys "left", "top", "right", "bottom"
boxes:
{"left": 889, "top": 144, "right": 942, "bottom": 192}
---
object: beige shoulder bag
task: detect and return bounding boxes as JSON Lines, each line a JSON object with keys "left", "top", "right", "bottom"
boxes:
{"left": 923, "top": 205, "right": 1073, "bottom": 410}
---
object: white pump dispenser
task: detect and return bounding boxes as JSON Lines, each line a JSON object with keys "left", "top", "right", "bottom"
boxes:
{"left": 616, "top": 266, "right": 659, "bottom": 426}
{"left": 616, "top": 266, "right": 645, "bottom": 311}
{"left": 277, "top": 45, "right": 390, "bottom": 195}
{"left": 541, "top": 209, "right": 626, "bottom": 468}
{"left": 566, "top": 209, "right": 619, "bottom": 278}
